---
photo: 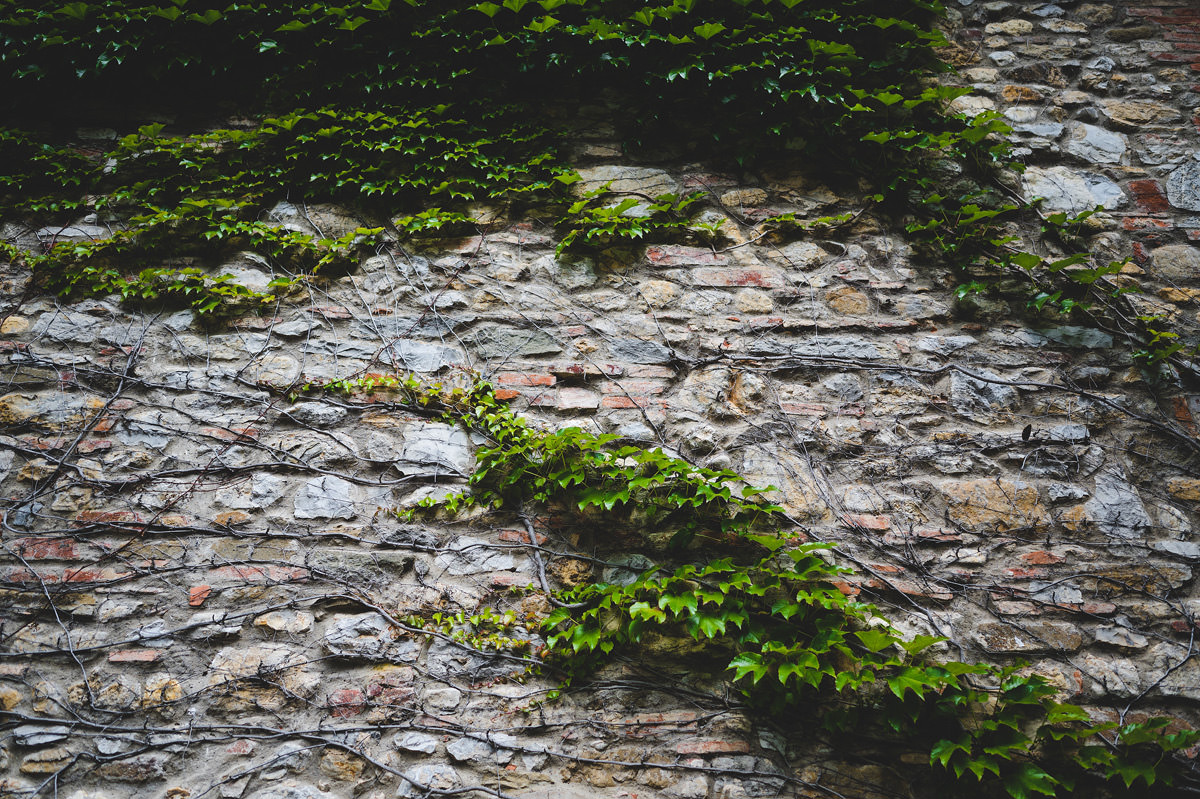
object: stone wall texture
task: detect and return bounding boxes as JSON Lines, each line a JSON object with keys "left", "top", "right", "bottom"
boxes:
{"left": 4, "top": 2, "right": 1200, "bottom": 798}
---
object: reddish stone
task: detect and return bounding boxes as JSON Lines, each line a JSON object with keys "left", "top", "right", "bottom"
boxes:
{"left": 841, "top": 514, "right": 891, "bottom": 531}
{"left": 1021, "top": 551, "right": 1064, "bottom": 565}
{"left": 189, "top": 585, "right": 212, "bottom": 607}
{"left": 780, "top": 402, "right": 827, "bottom": 417}
{"left": 600, "top": 396, "right": 664, "bottom": 409}
{"left": 328, "top": 688, "right": 366, "bottom": 718}
{"left": 493, "top": 389, "right": 521, "bottom": 401}
{"left": 498, "top": 528, "right": 547, "bottom": 544}
{"left": 1129, "top": 180, "right": 1170, "bottom": 214}
{"left": 646, "top": 245, "right": 728, "bottom": 267}
{"left": 76, "top": 510, "right": 142, "bottom": 525}
{"left": 226, "top": 740, "right": 256, "bottom": 755}
{"left": 600, "top": 380, "right": 666, "bottom": 395}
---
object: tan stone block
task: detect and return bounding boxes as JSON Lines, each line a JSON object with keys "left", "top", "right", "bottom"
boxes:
{"left": 1168, "top": 478, "right": 1200, "bottom": 501}
{"left": 941, "top": 479, "right": 1049, "bottom": 531}
{"left": 825, "top": 286, "right": 870, "bottom": 315}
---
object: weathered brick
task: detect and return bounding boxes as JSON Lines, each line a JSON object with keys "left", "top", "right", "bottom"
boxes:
{"left": 108, "top": 649, "right": 162, "bottom": 663}
{"left": 692, "top": 267, "right": 787, "bottom": 288}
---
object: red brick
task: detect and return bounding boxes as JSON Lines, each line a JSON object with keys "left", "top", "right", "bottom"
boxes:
{"left": 76, "top": 510, "right": 142, "bottom": 525}
{"left": 600, "top": 380, "right": 666, "bottom": 395}
{"left": 496, "top": 373, "right": 555, "bottom": 387}
{"left": 646, "top": 245, "right": 728, "bottom": 267}
{"left": 63, "top": 567, "right": 130, "bottom": 583}
{"left": 841, "top": 514, "right": 890, "bottom": 531}
{"left": 13, "top": 537, "right": 76, "bottom": 560}
{"left": 1003, "top": 567, "right": 1046, "bottom": 579}
{"left": 692, "top": 267, "right": 786, "bottom": 288}
{"left": 107, "top": 649, "right": 162, "bottom": 663}
{"left": 493, "top": 388, "right": 521, "bottom": 401}
{"left": 675, "top": 739, "right": 751, "bottom": 755}
{"left": 780, "top": 401, "right": 826, "bottom": 417}
{"left": 600, "top": 396, "right": 665, "bottom": 409}
{"left": 201, "top": 427, "right": 260, "bottom": 442}
{"left": 1021, "top": 551, "right": 1064, "bottom": 565}
{"left": 189, "top": 585, "right": 212, "bottom": 606}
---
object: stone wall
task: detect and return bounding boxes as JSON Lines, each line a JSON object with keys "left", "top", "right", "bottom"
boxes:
{"left": 3, "top": 2, "right": 1200, "bottom": 798}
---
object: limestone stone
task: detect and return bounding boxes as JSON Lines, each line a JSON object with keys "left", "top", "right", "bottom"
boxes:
{"left": 435, "top": 535, "right": 516, "bottom": 576}
{"left": 253, "top": 610, "right": 315, "bottom": 634}
{"left": 1082, "top": 469, "right": 1151, "bottom": 540}
{"left": 1022, "top": 166, "right": 1126, "bottom": 215}
{"left": 324, "top": 613, "right": 417, "bottom": 661}
{"left": 574, "top": 165, "right": 678, "bottom": 197}
{"left": 1166, "top": 160, "right": 1200, "bottom": 212}
{"left": 941, "top": 479, "right": 1049, "bottom": 531}
{"left": 389, "top": 340, "right": 465, "bottom": 373}
{"left": 468, "top": 324, "right": 562, "bottom": 359}
{"left": 950, "top": 369, "right": 1018, "bottom": 421}
{"left": 394, "top": 732, "right": 440, "bottom": 754}
{"left": 1062, "top": 123, "right": 1126, "bottom": 164}
{"left": 395, "top": 422, "right": 472, "bottom": 476}
{"left": 207, "top": 645, "right": 307, "bottom": 686}
{"left": 292, "top": 475, "right": 357, "bottom": 519}
{"left": 397, "top": 764, "right": 460, "bottom": 798}
{"left": 1094, "top": 626, "right": 1149, "bottom": 651}
{"left": 284, "top": 402, "right": 347, "bottom": 428}
{"left": 610, "top": 338, "right": 674, "bottom": 364}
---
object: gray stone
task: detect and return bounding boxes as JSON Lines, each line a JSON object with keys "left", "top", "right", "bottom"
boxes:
{"left": 351, "top": 315, "right": 466, "bottom": 341}
{"left": 950, "top": 369, "right": 1018, "bottom": 420}
{"left": 611, "top": 338, "right": 674, "bottom": 364}
{"left": 1045, "top": 423, "right": 1089, "bottom": 442}
{"left": 248, "top": 785, "right": 324, "bottom": 799}
{"left": 388, "top": 340, "right": 464, "bottom": 373}
{"left": 1084, "top": 469, "right": 1151, "bottom": 540}
{"left": 750, "top": 335, "right": 882, "bottom": 361}
{"left": 1022, "top": 166, "right": 1126, "bottom": 215}
{"left": 538, "top": 253, "right": 598, "bottom": 290}
{"left": 1095, "top": 626, "right": 1149, "bottom": 651}
{"left": 1150, "top": 244, "right": 1200, "bottom": 281}
{"left": 1166, "top": 159, "right": 1200, "bottom": 211}
{"left": 12, "top": 724, "right": 70, "bottom": 747}
{"left": 395, "top": 423, "right": 472, "bottom": 477}
{"left": 574, "top": 165, "right": 678, "bottom": 197}
{"left": 915, "top": 335, "right": 976, "bottom": 356}
{"left": 1150, "top": 540, "right": 1200, "bottom": 560}
{"left": 1036, "top": 325, "right": 1113, "bottom": 349}
{"left": 601, "top": 553, "right": 657, "bottom": 586}
{"left": 186, "top": 612, "right": 244, "bottom": 640}
{"left": 467, "top": 324, "right": 562, "bottom": 359}
{"left": 293, "top": 475, "right": 357, "bottom": 520}
{"left": 394, "top": 732, "right": 439, "bottom": 754}
{"left": 324, "top": 613, "right": 417, "bottom": 661}
{"left": 1062, "top": 123, "right": 1127, "bottom": 164}
{"left": 216, "top": 473, "right": 289, "bottom": 510}
{"left": 446, "top": 736, "right": 495, "bottom": 763}
{"left": 307, "top": 549, "right": 414, "bottom": 583}
{"left": 425, "top": 640, "right": 520, "bottom": 682}
{"left": 397, "top": 763, "right": 460, "bottom": 798}
{"left": 975, "top": 621, "right": 1083, "bottom": 653}
{"left": 434, "top": 536, "right": 515, "bottom": 576}
{"left": 284, "top": 402, "right": 348, "bottom": 428}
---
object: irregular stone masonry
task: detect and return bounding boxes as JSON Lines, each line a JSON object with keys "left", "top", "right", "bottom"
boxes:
{"left": 2, "top": 2, "right": 1200, "bottom": 797}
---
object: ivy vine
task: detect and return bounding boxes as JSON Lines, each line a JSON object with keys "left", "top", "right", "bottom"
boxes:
{"left": 309, "top": 374, "right": 1200, "bottom": 799}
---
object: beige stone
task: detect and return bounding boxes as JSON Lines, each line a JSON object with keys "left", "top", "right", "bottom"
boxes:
{"left": 319, "top": 748, "right": 365, "bottom": 781}
{"left": 975, "top": 621, "right": 1083, "bottom": 653}
{"left": 1168, "top": 478, "right": 1200, "bottom": 501}
{"left": 640, "top": 280, "right": 681, "bottom": 308}
{"left": 254, "top": 610, "right": 315, "bottom": 634}
{"left": 734, "top": 288, "right": 773, "bottom": 313}
{"left": 142, "top": 674, "right": 183, "bottom": 708}
{"left": 0, "top": 686, "right": 20, "bottom": 711}
{"left": 1100, "top": 99, "right": 1181, "bottom": 128}
{"left": 719, "top": 187, "right": 768, "bottom": 207}
{"left": 984, "top": 19, "right": 1033, "bottom": 36}
{"left": 20, "top": 747, "right": 72, "bottom": 774}
{"left": 0, "top": 317, "right": 29, "bottom": 334}
{"left": 941, "top": 479, "right": 1049, "bottom": 531}
{"left": 825, "top": 286, "right": 870, "bottom": 315}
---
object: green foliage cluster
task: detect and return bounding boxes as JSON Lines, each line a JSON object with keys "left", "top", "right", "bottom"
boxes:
{"left": 311, "top": 374, "right": 1200, "bottom": 798}
{"left": 0, "top": 0, "right": 973, "bottom": 309}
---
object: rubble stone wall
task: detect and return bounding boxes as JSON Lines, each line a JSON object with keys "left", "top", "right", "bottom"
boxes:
{"left": 3, "top": 2, "right": 1200, "bottom": 797}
